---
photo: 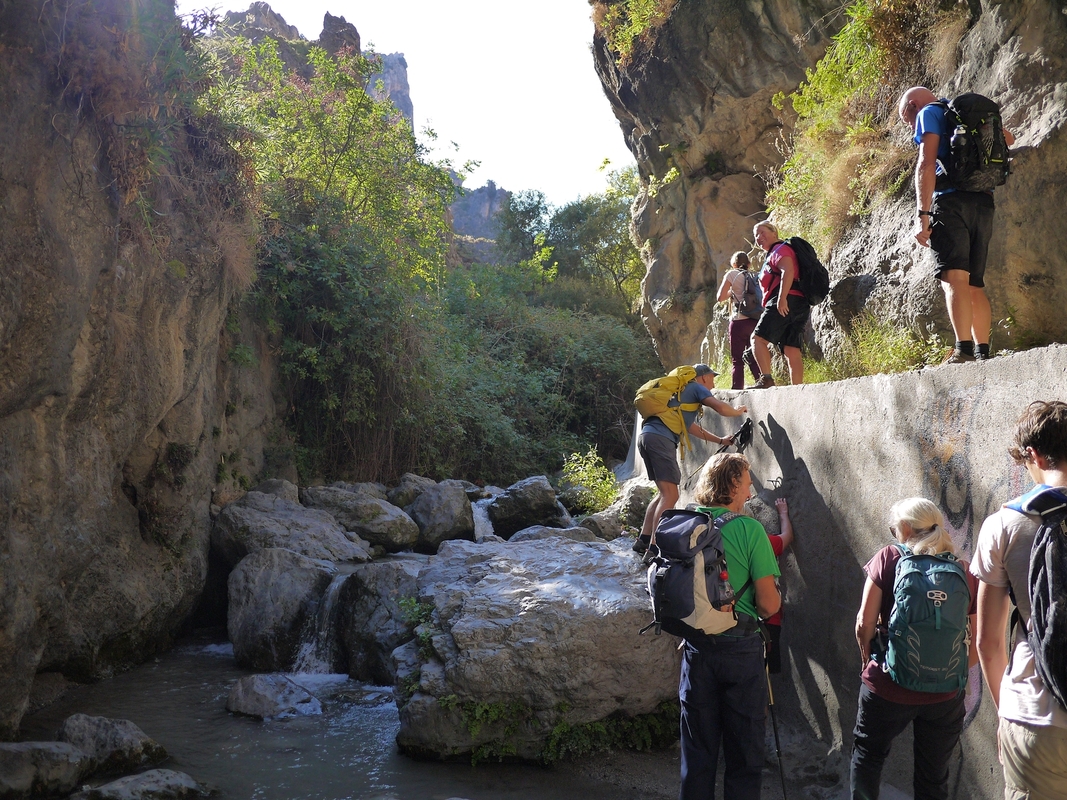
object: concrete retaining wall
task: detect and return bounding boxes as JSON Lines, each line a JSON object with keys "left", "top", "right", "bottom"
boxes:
{"left": 674, "top": 344, "right": 1067, "bottom": 799}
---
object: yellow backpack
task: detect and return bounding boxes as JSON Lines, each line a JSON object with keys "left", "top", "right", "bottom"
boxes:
{"left": 634, "top": 366, "right": 702, "bottom": 458}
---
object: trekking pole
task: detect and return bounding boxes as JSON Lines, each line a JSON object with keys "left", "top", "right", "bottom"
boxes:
{"left": 766, "top": 664, "right": 788, "bottom": 800}
{"left": 683, "top": 418, "right": 754, "bottom": 482}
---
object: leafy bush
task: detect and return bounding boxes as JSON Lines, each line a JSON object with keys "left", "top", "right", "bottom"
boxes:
{"left": 591, "top": 0, "right": 679, "bottom": 65}
{"left": 561, "top": 448, "right": 619, "bottom": 513}
{"left": 433, "top": 265, "right": 660, "bottom": 483}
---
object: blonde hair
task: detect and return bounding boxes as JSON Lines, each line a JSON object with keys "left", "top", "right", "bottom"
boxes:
{"left": 889, "top": 497, "right": 955, "bottom": 556}
{"left": 694, "top": 453, "right": 749, "bottom": 507}
{"left": 753, "top": 221, "right": 778, "bottom": 239}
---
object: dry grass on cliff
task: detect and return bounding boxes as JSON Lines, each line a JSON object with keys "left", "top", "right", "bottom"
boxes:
{"left": 42, "top": 3, "right": 258, "bottom": 291}
{"left": 765, "top": 0, "right": 971, "bottom": 254}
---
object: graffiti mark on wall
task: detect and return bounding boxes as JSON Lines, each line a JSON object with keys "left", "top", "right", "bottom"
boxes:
{"left": 917, "top": 390, "right": 980, "bottom": 557}
{"left": 915, "top": 388, "right": 986, "bottom": 726}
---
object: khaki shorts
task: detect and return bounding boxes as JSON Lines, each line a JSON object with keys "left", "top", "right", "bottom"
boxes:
{"left": 998, "top": 717, "right": 1067, "bottom": 800}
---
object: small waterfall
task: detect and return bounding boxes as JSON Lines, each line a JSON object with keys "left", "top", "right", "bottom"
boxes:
{"left": 291, "top": 570, "right": 350, "bottom": 674}
{"left": 472, "top": 497, "right": 495, "bottom": 541}
{"left": 613, "top": 410, "right": 647, "bottom": 481}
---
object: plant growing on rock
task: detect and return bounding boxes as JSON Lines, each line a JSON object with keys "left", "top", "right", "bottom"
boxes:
{"left": 592, "top": 0, "right": 679, "bottom": 65}
{"left": 767, "top": 0, "right": 969, "bottom": 252}
{"left": 540, "top": 700, "right": 679, "bottom": 763}
{"left": 561, "top": 447, "right": 619, "bottom": 513}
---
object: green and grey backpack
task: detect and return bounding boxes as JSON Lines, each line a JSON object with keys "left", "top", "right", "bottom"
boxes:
{"left": 880, "top": 544, "right": 971, "bottom": 693}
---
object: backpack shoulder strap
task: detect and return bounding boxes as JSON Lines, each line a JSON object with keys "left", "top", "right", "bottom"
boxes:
{"left": 712, "top": 511, "right": 759, "bottom": 606}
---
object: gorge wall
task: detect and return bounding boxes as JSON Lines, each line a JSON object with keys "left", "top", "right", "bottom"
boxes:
{"left": 596, "top": 0, "right": 1067, "bottom": 367}
{"left": 0, "top": 0, "right": 285, "bottom": 738}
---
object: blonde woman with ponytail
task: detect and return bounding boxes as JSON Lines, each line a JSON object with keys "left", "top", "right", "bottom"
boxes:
{"left": 850, "top": 498, "right": 979, "bottom": 800}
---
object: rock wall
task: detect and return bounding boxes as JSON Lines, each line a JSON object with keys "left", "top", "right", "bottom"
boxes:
{"left": 670, "top": 345, "right": 1067, "bottom": 799}
{"left": 597, "top": 0, "right": 1067, "bottom": 367}
{"left": 815, "top": 0, "right": 1067, "bottom": 358}
{"left": 593, "top": 0, "right": 844, "bottom": 366}
{"left": 0, "top": 0, "right": 284, "bottom": 738}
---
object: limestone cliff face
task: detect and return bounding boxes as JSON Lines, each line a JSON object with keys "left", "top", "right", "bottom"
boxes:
{"left": 0, "top": 0, "right": 284, "bottom": 737}
{"left": 593, "top": 0, "right": 843, "bottom": 366}
{"left": 597, "top": 0, "right": 1067, "bottom": 367}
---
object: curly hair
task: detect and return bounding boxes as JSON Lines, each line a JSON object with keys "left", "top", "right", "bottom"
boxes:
{"left": 694, "top": 453, "right": 749, "bottom": 507}
{"left": 1008, "top": 400, "right": 1067, "bottom": 468}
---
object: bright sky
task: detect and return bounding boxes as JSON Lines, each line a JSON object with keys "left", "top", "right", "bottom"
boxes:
{"left": 177, "top": 0, "right": 637, "bottom": 207}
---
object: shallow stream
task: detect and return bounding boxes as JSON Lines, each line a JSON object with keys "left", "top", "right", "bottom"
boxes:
{"left": 18, "top": 635, "right": 630, "bottom": 800}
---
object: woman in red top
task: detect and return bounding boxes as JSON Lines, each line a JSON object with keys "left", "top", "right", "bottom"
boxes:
{"left": 749, "top": 221, "right": 811, "bottom": 388}
{"left": 850, "top": 497, "right": 978, "bottom": 800}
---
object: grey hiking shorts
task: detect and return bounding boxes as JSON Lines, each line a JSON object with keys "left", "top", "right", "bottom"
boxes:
{"left": 638, "top": 430, "right": 680, "bottom": 485}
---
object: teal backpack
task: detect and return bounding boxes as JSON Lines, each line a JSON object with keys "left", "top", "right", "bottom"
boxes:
{"left": 882, "top": 544, "right": 971, "bottom": 693}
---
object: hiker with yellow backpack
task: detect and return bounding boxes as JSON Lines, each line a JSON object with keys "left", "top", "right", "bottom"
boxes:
{"left": 633, "top": 364, "right": 748, "bottom": 555}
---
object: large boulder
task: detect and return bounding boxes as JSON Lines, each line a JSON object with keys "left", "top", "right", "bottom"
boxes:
{"left": 486, "top": 476, "right": 572, "bottom": 540}
{"left": 614, "top": 482, "right": 656, "bottom": 529}
{"left": 593, "top": 0, "right": 842, "bottom": 366}
{"left": 576, "top": 511, "right": 623, "bottom": 541}
{"left": 407, "top": 483, "right": 475, "bottom": 554}
{"left": 0, "top": 742, "right": 92, "bottom": 799}
{"left": 337, "top": 557, "right": 426, "bottom": 685}
{"left": 249, "top": 478, "right": 300, "bottom": 504}
{"left": 211, "top": 491, "right": 372, "bottom": 568}
{"left": 510, "top": 525, "right": 601, "bottom": 543}
{"left": 68, "top": 769, "right": 210, "bottom": 799}
{"left": 301, "top": 485, "right": 418, "bottom": 553}
{"left": 316, "top": 481, "right": 388, "bottom": 501}
{"left": 226, "top": 674, "right": 322, "bottom": 720}
{"left": 57, "top": 714, "right": 167, "bottom": 775}
{"left": 386, "top": 473, "right": 437, "bottom": 509}
{"left": 439, "top": 478, "right": 493, "bottom": 501}
{"left": 393, "top": 538, "right": 681, "bottom": 760}
{"left": 227, "top": 548, "right": 338, "bottom": 671}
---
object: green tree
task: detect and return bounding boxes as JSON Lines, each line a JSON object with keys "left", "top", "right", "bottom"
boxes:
{"left": 545, "top": 166, "right": 643, "bottom": 307}
{"left": 494, "top": 189, "right": 550, "bottom": 264}
{"left": 203, "top": 39, "right": 457, "bottom": 479}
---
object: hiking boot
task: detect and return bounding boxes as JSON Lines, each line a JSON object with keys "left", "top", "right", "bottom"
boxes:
{"left": 750, "top": 375, "right": 776, "bottom": 389}
{"left": 632, "top": 535, "right": 651, "bottom": 555}
{"left": 942, "top": 349, "right": 976, "bottom": 365}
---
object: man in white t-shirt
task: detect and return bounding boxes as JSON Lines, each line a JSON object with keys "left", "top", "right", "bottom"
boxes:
{"left": 972, "top": 400, "right": 1067, "bottom": 800}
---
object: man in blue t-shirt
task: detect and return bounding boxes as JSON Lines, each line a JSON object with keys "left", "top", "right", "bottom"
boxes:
{"left": 897, "top": 86, "right": 1014, "bottom": 365}
{"left": 634, "top": 364, "right": 748, "bottom": 554}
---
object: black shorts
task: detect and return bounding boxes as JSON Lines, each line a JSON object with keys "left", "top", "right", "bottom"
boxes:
{"left": 637, "top": 430, "right": 680, "bottom": 485}
{"left": 753, "top": 294, "right": 811, "bottom": 351}
{"left": 929, "top": 190, "right": 995, "bottom": 287}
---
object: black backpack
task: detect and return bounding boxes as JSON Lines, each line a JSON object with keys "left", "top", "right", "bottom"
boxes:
{"left": 1014, "top": 488, "right": 1067, "bottom": 710}
{"left": 639, "top": 509, "right": 749, "bottom": 638}
{"left": 773, "top": 237, "right": 830, "bottom": 305}
{"left": 933, "top": 93, "right": 1011, "bottom": 193}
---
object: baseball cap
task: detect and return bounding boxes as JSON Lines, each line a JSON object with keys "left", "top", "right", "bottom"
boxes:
{"left": 693, "top": 364, "right": 719, "bottom": 377}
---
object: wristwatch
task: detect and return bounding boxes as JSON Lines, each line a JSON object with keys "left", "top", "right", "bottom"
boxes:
{"left": 917, "top": 210, "right": 933, "bottom": 217}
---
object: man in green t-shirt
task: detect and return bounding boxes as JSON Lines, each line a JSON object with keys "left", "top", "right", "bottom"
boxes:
{"left": 679, "top": 453, "right": 780, "bottom": 800}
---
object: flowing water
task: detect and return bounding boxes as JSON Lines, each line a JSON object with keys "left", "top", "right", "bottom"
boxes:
{"left": 19, "top": 634, "right": 633, "bottom": 800}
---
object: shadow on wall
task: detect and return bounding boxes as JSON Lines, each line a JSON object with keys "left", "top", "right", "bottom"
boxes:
{"left": 757, "top": 413, "right": 858, "bottom": 755}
